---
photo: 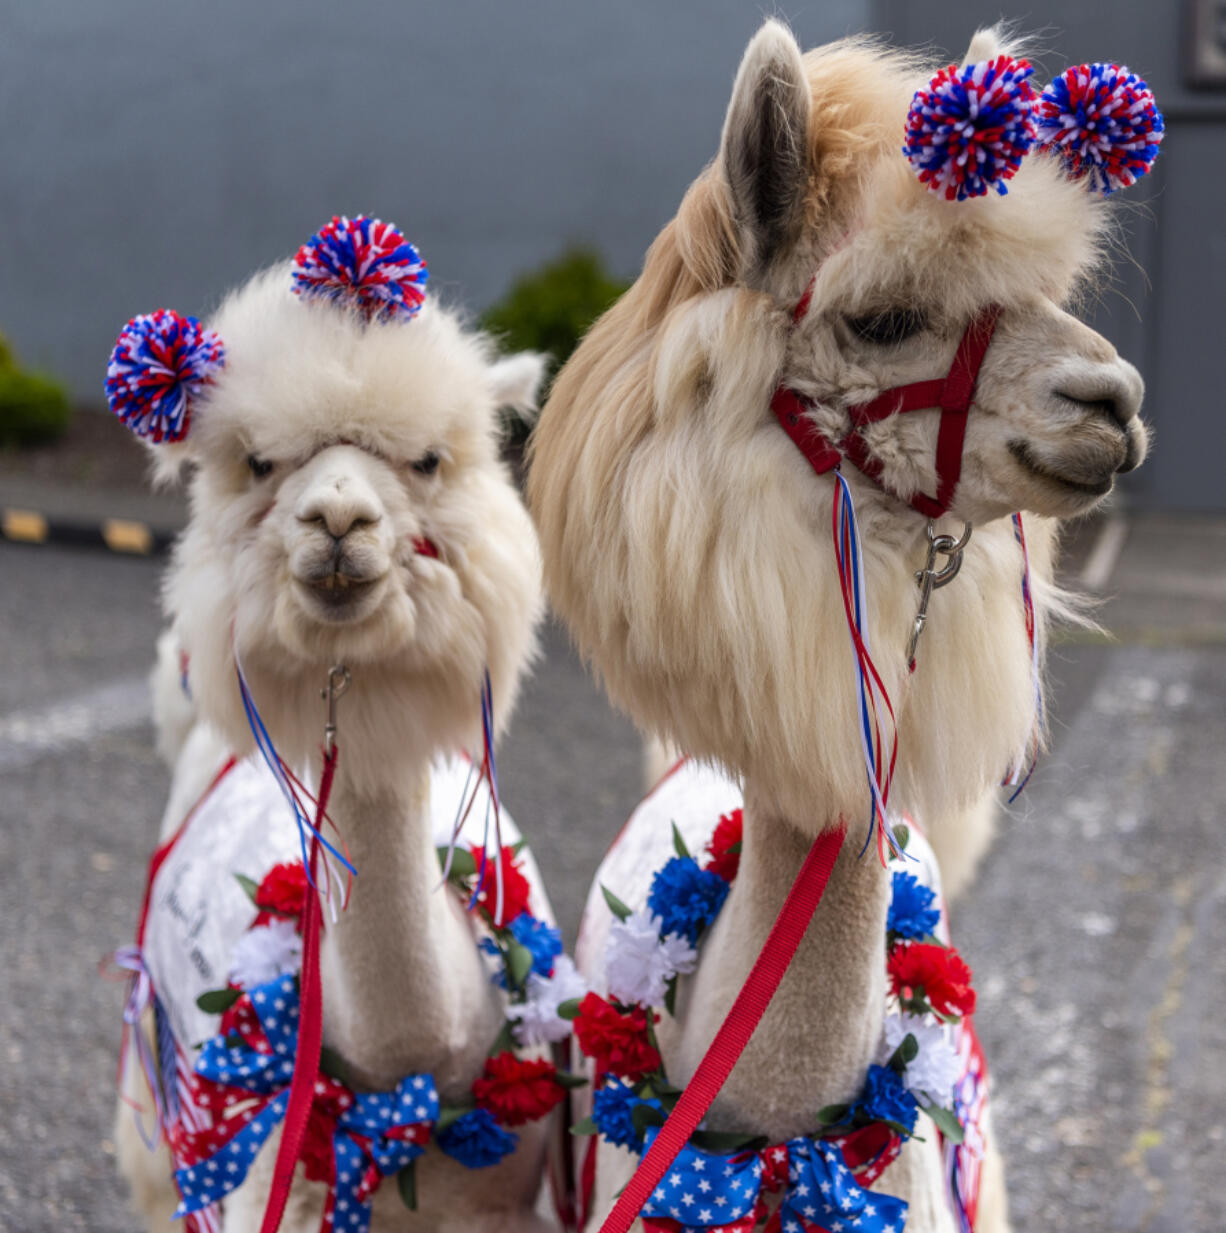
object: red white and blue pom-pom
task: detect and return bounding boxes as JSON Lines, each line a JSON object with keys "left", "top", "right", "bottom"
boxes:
{"left": 105, "top": 309, "right": 225, "bottom": 443}
{"left": 292, "top": 215, "right": 428, "bottom": 322}
{"left": 1036, "top": 63, "right": 1164, "bottom": 194}
{"left": 904, "top": 56, "right": 1037, "bottom": 202}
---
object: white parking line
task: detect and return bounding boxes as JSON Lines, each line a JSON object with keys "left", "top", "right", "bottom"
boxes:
{"left": 0, "top": 674, "right": 150, "bottom": 769}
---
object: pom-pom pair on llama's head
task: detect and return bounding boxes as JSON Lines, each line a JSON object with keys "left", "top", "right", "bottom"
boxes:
{"left": 110, "top": 219, "right": 544, "bottom": 783}
{"left": 529, "top": 23, "right": 1155, "bottom": 833}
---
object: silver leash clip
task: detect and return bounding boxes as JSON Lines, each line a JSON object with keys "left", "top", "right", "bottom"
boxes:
{"left": 322, "top": 664, "right": 351, "bottom": 756}
{"left": 907, "top": 520, "right": 972, "bottom": 665}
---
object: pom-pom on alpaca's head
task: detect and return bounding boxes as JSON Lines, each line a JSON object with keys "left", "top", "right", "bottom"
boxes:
{"left": 291, "top": 215, "right": 429, "bottom": 321}
{"left": 106, "top": 310, "right": 225, "bottom": 443}
{"left": 1036, "top": 64, "right": 1164, "bottom": 194}
{"left": 110, "top": 225, "right": 544, "bottom": 779}
{"left": 530, "top": 23, "right": 1156, "bottom": 827}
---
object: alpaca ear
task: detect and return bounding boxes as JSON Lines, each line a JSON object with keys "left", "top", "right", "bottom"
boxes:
{"left": 718, "top": 20, "right": 811, "bottom": 287}
{"left": 962, "top": 25, "right": 1005, "bottom": 67}
{"left": 489, "top": 351, "right": 548, "bottom": 418}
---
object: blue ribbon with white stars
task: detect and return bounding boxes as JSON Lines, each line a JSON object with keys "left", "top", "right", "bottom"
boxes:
{"left": 638, "top": 1131, "right": 908, "bottom": 1233}
{"left": 172, "top": 975, "right": 439, "bottom": 1233}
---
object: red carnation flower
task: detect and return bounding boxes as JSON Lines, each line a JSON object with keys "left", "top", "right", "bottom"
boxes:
{"left": 470, "top": 845, "right": 532, "bottom": 928}
{"left": 472, "top": 1051, "right": 565, "bottom": 1126}
{"left": 888, "top": 942, "right": 976, "bottom": 1018}
{"left": 253, "top": 861, "right": 308, "bottom": 927}
{"left": 573, "top": 993, "right": 661, "bottom": 1081}
{"left": 704, "top": 809, "right": 743, "bottom": 882}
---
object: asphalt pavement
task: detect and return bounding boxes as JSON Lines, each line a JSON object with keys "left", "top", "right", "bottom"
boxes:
{"left": 0, "top": 509, "right": 1222, "bottom": 1232}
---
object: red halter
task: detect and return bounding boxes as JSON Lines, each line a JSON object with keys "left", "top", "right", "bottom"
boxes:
{"left": 771, "top": 296, "right": 1001, "bottom": 519}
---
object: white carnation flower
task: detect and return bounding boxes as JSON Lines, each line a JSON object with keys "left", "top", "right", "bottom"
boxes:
{"left": 605, "top": 909, "right": 698, "bottom": 1007}
{"left": 229, "top": 919, "right": 302, "bottom": 990}
{"left": 878, "top": 1013, "right": 961, "bottom": 1105}
{"left": 509, "top": 954, "right": 588, "bottom": 1046}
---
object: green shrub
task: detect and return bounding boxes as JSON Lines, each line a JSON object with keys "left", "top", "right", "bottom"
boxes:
{"left": 481, "top": 248, "right": 630, "bottom": 378}
{"left": 0, "top": 366, "right": 72, "bottom": 447}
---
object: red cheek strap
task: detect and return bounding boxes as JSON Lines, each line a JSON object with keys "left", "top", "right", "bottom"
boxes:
{"left": 771, "top": 305, "right": 1001, "bottom": 519}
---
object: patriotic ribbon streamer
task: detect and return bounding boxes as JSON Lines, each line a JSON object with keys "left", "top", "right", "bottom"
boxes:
{"left": 831, "top": 471, "right": 901, "bottom": 862}
{"left": 114, "top": 945, "right": 166, "bottom": 1148}
{"left": 173, "top": 975, "right": 438, "bottom": 1233}
{"left": 1004, "top": 512, "right": 1043, "bottom": 801}
{"left": 639, "top": 1133, "right": 908, "bottom": 1233}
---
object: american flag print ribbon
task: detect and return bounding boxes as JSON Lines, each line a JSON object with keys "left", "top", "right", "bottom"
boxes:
{"left": 639, "top": 1134, "right": 908, "bottom": 1233}
{"left": 172, "top": 974, "right": 439, "bottom": 1233}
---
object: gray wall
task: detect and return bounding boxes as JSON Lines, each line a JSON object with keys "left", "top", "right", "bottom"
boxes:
{"left": 3, "top": 1, "right": 1216, "bottom": 508}
{"left": 0, "top": 0, "right": 866, "bottom": 399}
{"left": 872, "top": 1, "right": 1226, "bottom": 509}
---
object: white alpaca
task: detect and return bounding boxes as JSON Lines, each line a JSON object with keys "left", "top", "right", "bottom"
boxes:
{"left": 113, "top": 225, "right": 571, "bottom": 1233}
{"left": 529, "top": 22, "right": 1154, "bottom": 1233}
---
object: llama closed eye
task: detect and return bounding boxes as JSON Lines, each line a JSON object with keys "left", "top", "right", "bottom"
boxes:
{"left": 846, "top": 309, "right": 927, "bottom": 346}
{"left": 412, "top": 449, "right": 441, "bottom": 476}
{"left": 247, "top": 454, "right": 275, "bottom": 479}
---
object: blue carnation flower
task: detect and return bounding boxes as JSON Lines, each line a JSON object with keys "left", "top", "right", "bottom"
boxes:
{"left": 510, "top": 913, "right": 564, "bottom": 978}
{"left": 436, "top": 1107, "right": 518, "bottom": 1168}
{"left": 647, "top": 856, "right": 730, "bottom": 944}
{"left": 854, "top": 1064, "right": 919, "bottom": 1133}
{"left": 592, "top": 1078, "right": 662, "bottom": 1151}
{"left": 887, "top": 872, "right": 940, "bottom": 940}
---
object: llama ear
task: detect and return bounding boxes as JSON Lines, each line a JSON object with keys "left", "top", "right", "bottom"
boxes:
{"left": 962, "top": 25, "right": 1005, "bottom": 67}
{"left": 489, "top": 351, "right": 548, "bottom": 418}
{"left": 718, "top": 20, "right": 811, "bottom": 287}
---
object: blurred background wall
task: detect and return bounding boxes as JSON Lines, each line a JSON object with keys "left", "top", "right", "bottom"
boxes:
{"left": 1, "top": 1, "right": 1220, "bottom": 508}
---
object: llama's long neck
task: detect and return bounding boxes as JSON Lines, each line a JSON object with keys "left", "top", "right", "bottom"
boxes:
{"left": 317, "top": 753, "right": 503, "bottom": 1096}
{"left": 666, "top": 783, "right": 887, "bottom": 1141}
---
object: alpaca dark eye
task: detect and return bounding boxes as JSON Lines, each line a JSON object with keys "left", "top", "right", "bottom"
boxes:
{"left": 847, "top": 310, "right": 927, "bottom": 346}
{"left": 412, "top": 450, "right": 441, "bottom": 476}
{"left": 247, "top": 455, "right": 274, "bottom": 479}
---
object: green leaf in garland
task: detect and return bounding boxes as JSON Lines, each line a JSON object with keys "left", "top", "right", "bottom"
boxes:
{"left": 689, "top": 1129, "right": 770, "bottom": 1153}
{"left": 510, "top": 838, "right": 529, "bottom": 856}
{"left": 631, "top": 1102, "right": 666, "bottom": 1137}
{"left": 506, "top": 939, "right": 535, "bottom": 991}
{"left": 487, "top": 1020, "right": 517, "bottom": 1057}
{"left": 437, "top": 846, "right": 477, "bottom": 881}
{"left": 663, "top": 974, "right": 678, "bottom": 1017}
{"left": 556, "top": 998, "right": 582, "bottom": 1021}
{"left": 554, "top": 1071, "right": 588, "bottom": 1090}
{"left": 601, "top": 884, "right": 632, "bottom": 922}
{"left": 879, "top": 1117, "right": 923, "bottom": 1141}
{"left": 396, "top": 1160, "right": 417, "bottom": 1211}
{"left": 196, "top": 986, "right": 242, "bottom": 1015}
{"left": 892, "top": 823, "right": 910, "bottom": 852}
{"left": 435, "top": 1103, "right": 473, "bottom": 1136}
{"left": 815, "top": 1103, "right": 851, "bottom": 1126}
{"left": 570, "top": 1116, "right": 598, "bottom": 1136}
{"left": 671, "top": 821, "right": 690, "bottom": 859}
{"left": 319, "top": 1045, "right": 348, "bottom": 1081}
{"left": 887, "top": 1032, "right": 919, "bottom": 1075}
{"left": 921, "top": 1100, "right": 964, "bottom": 1144}
{"left": 234, "top": 873, "right": 260, "bottom": 905}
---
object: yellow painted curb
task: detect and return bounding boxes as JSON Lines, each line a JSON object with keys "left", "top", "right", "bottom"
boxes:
{"left": 2, "top": 508, "right": 49, "bottom": 543}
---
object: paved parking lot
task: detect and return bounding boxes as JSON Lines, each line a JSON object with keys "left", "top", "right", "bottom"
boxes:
{"left": 0, "top": 512, "right": 1222, "bottom": 1231}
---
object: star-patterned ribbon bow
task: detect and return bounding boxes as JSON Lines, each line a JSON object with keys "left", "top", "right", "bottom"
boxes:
{"left": 172, "top": 975, "right": 439, "bottom": 1233}
{"left": 640, "top": 1132, "right": 908, "bottom": 1233}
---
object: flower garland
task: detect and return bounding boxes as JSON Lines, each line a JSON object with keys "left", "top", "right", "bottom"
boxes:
{"left": 571, "top": 811, "right": 980, "bottom": 1233}
{"left": 180, "top": 843, "right": 585, "bottom": 1231}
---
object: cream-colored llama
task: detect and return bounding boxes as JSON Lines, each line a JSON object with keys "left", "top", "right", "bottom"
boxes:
{"left": 113, "top": 230, "right": 568, "bottom": 1232}
{"left": 529, "top": 22, "right": 1151, "bottom": 1233}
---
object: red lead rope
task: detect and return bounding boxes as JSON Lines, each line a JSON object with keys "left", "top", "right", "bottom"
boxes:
{"left": 596, "top": 823, "right": 847, "bottom": 1233}
{"left": 259, "top": 746, "right": 338, "bottom": 1233}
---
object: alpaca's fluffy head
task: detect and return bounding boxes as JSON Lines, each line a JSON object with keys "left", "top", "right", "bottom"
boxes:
{"left": 156, "top": 263, "right": 543, "bottom": 780}
{"left": 530, "top": 23, "right": 1149, "bottom": 827}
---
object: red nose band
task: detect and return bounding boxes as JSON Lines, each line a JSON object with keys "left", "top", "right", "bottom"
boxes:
{"left": 412, "top": 536, "right": 439, "bottom": 559}
{"left": 771, "top": 302, "right": 1001, "bottom": 518}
